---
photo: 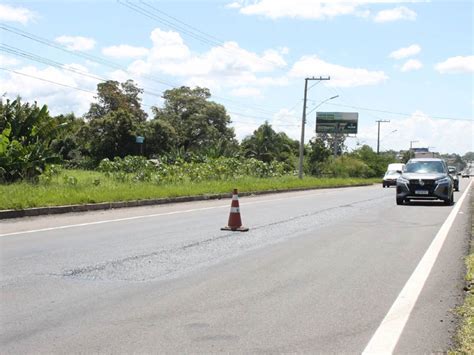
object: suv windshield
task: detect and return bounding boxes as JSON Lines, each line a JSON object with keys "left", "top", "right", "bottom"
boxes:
{"left": 405, "top": 161, "right": 445, "bottom": 174}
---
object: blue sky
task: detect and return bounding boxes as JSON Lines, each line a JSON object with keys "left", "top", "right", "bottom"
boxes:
{"left": 1, "top": 0, "right": 473, "bottom": 154}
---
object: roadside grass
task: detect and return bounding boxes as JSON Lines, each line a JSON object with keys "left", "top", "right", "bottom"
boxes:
{"left": 452, "top": 193, "right": 474, "bottom": 354}
{"left": 0, "top": 169, "right": 380, "bottom": 210}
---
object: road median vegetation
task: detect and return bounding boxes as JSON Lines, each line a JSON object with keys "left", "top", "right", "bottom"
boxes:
{"left": 0, "top": 167, "right": 379, "bottom": 210}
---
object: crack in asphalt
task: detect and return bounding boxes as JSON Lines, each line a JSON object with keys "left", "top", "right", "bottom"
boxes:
{"left": 61, "top": 194, "right": 388, "bottom": 282}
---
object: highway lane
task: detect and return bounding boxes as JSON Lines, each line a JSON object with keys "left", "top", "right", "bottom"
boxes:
{"left": 1, "top": 179, "right": 472, "bottom": 353}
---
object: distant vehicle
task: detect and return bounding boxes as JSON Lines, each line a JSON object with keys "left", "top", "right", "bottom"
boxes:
{"left": 448, "top": 166, "right": 459, "bottom": 191}
{"left": 396, "top": 158, "right": 454, "bottom": 205}
{"left": 382, "top": 163, "right": 405, "bottom": 188}
{"left": 461, "top": 169, "right": 471, "bottom": 178}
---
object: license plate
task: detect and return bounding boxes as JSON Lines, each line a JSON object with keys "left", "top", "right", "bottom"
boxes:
{"left": 415, "top": 190, "right": 429, "bottom": 195}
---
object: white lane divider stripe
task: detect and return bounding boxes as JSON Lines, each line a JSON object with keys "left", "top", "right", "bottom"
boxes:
{"left": 0, "top": 187, "right": 349, "bottom": 237}
{"left": 363, "top": 180, "right": 473, "bottom": 354}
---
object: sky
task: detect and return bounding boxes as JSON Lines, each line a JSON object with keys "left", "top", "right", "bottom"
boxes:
{"left": 0, "top": 0, "right": 473, "bottom": 155}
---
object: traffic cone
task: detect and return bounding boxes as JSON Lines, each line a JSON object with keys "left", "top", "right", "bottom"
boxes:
{"left": 221, "top": 189, "right": 249, "bottom": 232}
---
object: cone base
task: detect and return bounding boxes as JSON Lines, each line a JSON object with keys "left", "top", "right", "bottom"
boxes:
{"left": 221, "top": 226, "right": 249, "bottom": 232}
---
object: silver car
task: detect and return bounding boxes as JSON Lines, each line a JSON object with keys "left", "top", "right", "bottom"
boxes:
{"left": 396, "top": 158, "right": 454, "bottom": 205}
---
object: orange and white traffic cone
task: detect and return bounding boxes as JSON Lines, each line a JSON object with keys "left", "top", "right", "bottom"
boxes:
{"left": 221, "top": 189, "right": 249, "bottom": 232}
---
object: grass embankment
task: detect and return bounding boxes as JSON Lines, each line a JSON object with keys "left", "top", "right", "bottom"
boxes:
{"left": 453, "top": 194, "right": 474, "bottom": 353}
{"left": 0, "top": 169, "right": 379, "bottom": 210}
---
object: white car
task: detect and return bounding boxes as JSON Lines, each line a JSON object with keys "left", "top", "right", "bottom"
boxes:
{"left": 382, "top": 170, "right": 401, "bottom": 188}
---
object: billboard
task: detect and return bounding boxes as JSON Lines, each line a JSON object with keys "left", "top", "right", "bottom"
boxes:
{"left": 316, "top": 112, "right": 358, "bottom": 134}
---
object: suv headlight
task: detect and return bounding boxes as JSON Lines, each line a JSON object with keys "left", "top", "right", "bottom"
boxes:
{"left": 436, "top": 177, "right": 450, "bottom": 185}
{"left": 397, "top": 176, "right": 409, "bottom": 184}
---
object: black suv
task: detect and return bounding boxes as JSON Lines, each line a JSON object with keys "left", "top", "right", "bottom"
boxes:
{"left": 396, "top": 158, "right": 454, "bottom": 205}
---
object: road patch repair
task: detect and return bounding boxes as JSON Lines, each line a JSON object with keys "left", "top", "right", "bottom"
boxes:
{"left": 363, "top": 180, "right": 473, "bottom": 354}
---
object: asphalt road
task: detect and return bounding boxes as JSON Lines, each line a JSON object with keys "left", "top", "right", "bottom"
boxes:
{"left": 1, "top": 179, "right": 472, "bottom": 353}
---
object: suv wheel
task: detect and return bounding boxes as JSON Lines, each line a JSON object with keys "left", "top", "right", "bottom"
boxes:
{"left": 444, "top": 193, "right": 454, "bottom": 206}
{"left": 396, "top": 197, "right": 404, "bottom": 205}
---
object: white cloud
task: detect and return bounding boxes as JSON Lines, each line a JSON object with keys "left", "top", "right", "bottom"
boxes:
{"left": 227, "top": 1, "right": 420, "bottom": 21}
{"left": 226, "top": 2, "right": 242, "bottom": 9}
{"left": 230, "top": 87, "right": 262, "bottom": 98}
{"left": 238, "top": 0, "right": 357, "bottom": 20}
{"left": 149, "top": 28, "right": 190, "bottom": 60}
{"left": 0, "top": 65, "right": 97, "bottom": 115}
{"left": 353, "top": 111, "right": 474, "bottom": 155}
{"left": 401, "top": 59, "right": 423, "bottom": 72}
{"left": 289, "top": 55, "right": 388, "bottom": 87}
{"left": 0, "top": 54, "right": 20, "bottom": 67}
{"left": 374, "top": 6, "right": 417, "bottom": 22}
{"left": 389, "top": 44, "right": 421, "bottom": 60}
{"left": 102, "top": 45, "right": 149, "bottom": 59}
{"left": 435, "top": 56, "right": 474, "bottom": 74}
{"left": 55, "top": 36, "right": 96, "bottom": 51}
{"left": 270, "top": 108, "right": 301, "bottom": 139}
{"left": 0, "top": 4, "right": 37, "bottom": 25}
{"left": 126, "top": 28, "right": 289, "bottom": 97}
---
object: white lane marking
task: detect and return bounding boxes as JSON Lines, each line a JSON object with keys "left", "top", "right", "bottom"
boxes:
{"left": 0, "top": 186, "right": 364, "bottom": 237}
{"left": 363, "top": 180, "right": 473, "bottom": 354}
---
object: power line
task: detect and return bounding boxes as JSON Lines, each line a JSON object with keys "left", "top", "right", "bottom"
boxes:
{"left": 0, "top": 67, "right": 96, "bottom": 95}
{"left": 325, "top": 102, "right": 472, "bottom": 121}
{"left": 0, "top": 22, "right": 178, "bottom": 89}
{"left": 139, "top": 0, "right": 224, "bottom": 44}
{"left": 118, "top": 0, "right": 221, "bottom": 48}
{"left": 227, "top": 111, "right": 298, "bottom": 126}
{"left": 117, "top": 0, "right": 283, "bottom": 69}
{"left": 0, "top": 44, "right": 163, "bottom": 98}
{"left": 0, "top": 23, "right": 285, "bottom": 117}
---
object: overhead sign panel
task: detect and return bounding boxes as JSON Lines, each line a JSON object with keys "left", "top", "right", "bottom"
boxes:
{"left": 316, "top": 112, "right": 358, "bottom": 134}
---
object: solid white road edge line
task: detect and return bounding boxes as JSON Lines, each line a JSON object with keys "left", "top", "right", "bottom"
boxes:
{"left": 362, "top": 179, "right": 473, "bottom": 354}
{"left": 0, "top": 186, "right": 357, "bottom": 237}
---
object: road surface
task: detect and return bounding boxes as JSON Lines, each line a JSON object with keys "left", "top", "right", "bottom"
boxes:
{"left": 1, "top": 179, "right": 472, "bottom": 353}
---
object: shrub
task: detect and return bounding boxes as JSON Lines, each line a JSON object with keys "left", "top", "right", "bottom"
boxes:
{"left": 97, "top": 155, "right": 287, "bottom": 184}
{"left": 321, "top": 156, "right": 373, "bottom": 178}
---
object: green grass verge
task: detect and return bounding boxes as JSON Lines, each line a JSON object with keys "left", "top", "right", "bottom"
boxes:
{"left": 452, "top": 194, "right": 474, "bottom": 354}
{"left": 0, "top": 169, "right": 380, "bottom": 210}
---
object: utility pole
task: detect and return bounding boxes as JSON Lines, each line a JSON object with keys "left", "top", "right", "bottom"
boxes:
{"left": 333, "top": 123, "right": 340, "bottom": 157}
{"left": 298, "top": 76, "right": 330, "bottom": 179}
{"left": 375, "top": 120, "right": 390, "bottom": 154}
{"left": 410, "top": 140, "right": 419, "bottom": 150}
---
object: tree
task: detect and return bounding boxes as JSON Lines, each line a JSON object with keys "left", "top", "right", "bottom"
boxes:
{"left": 152, "top": 86, "right": 237, "bottom": 156}
{"left": 349, "top": 144, "right": 396, "bottom": 177}
{"left": 83, "top": 80, "right": 148, "bottom": 162}
{"left": 401, "top": 150, "right": 415, "bottom": 163}
{"left": 85, "top": 80, "right": 147, "bottom": 122}
{"left": 144, "top": 118, "right": 177, "bottom": 158}
{"left": 317, "top": 132, "right": 346, "bottom": 156}
{"left": 50, "top": 113, "right": 87, "bottom": 163}
{"left": 85, "top": 109, "right": 142, "bottom": 161}
{"left": 0, "top": 98, "right": 61, "bottom": 182}
{"left": 463, "top": 152, "right": 474, "bottom": 162}
{"left": 241, "top": 121, "right": 298, "bottom": 170}
{"left": 307, "top": 137, "right": 332, "bottom": 175}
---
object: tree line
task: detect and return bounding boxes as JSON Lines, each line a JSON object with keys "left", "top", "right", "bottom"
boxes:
{"left": 1, "top": 79, "right": 469, "bottom": 183}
